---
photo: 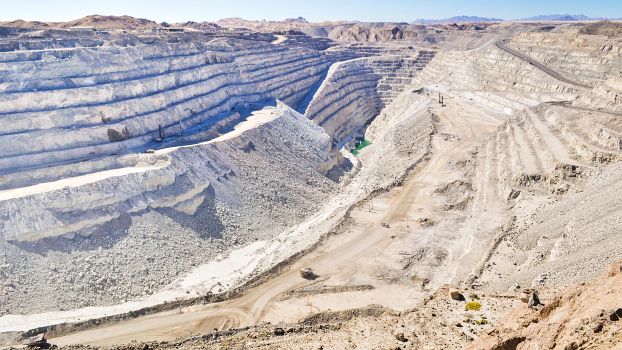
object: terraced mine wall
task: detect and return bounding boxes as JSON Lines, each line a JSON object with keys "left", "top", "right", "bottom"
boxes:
{"left": 326, "top": 24, "right": 496, "bottom": 50}
{"left": 0, "top": 35, "right": 368, "bottom": 315}
{"left": 503, "top": 32, "right": 622, "bottom": 114}
{"left": 410, "top": 35, "right": 622, "bottom": 294}
{"left": 412, "top": 43, "right": 590, "bottom": 200}
{"left": 305, "top": 50, "right": 435, "bottom": 143}
{"left": 0, "top": 26, "right": 448, "bottom": 319}
{"left": 0, "top": 38, "right": 331, "bottom": 177}
{"left": 507, "top": 32, "right": 621, "bottom": 84}
{"left": 576, "top": 77, "right": 622, "bottom": 113}
{"left": 415, "top": 44, "right": 579, "bottom": 115}
{"left": 304, "top": 58, "right": 382, "bottom": 142}
{"left": 1, "top": 22, "right": 620, "bottom": 344}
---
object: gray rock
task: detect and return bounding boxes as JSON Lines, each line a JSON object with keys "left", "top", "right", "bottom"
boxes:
{"left": 449, "top": 288, "right": 465, "bottom": 301}
{"left": 528, "top": 292, "right": 541, "bottom": 308}
{"left": 395, "top": 332, "right": 408, "bottom": 342}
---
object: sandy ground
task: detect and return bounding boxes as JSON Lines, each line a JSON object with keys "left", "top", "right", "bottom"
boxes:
{"left": 49, "top": 93, "right": 508, "bottom": 347}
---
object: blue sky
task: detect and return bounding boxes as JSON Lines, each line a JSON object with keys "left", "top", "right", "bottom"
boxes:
{"left": 1, "top": 0, "right": 620, "bottom": 23}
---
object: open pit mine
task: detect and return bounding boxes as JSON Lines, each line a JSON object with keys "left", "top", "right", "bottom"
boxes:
{"left": 0, "top": 15, "right": 621, "bottom": 350}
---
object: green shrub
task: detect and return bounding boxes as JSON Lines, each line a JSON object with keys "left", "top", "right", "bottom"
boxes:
{"left": 465, "top": 301, "right": 481, "bottom": 311}
{"left": 351, "top": 139, "right": 372, "bottom": 155}
{"left": 475, "top": 318, "right": 489, "bottom": 325}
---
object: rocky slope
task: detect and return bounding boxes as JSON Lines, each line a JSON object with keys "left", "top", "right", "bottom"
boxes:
{"left": 469, "top": 261, "right": 622, "bottom": 350}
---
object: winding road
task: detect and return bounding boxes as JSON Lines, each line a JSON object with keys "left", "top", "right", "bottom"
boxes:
{"left": 495, "top": 41, "right": 591, "bottom": 89}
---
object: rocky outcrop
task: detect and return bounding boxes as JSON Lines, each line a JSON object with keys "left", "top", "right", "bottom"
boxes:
{"left": 468, "top": 261, "right": 622, "bottom": 350}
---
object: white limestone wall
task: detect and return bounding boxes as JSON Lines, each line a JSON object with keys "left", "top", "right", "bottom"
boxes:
{"left": 305, "top": 51, "right": 435, "bottom": 143}
{"left": 508, "top": 32, "right": 621, "bottom": 83}
{"left": 304, "top": 58, "right": 382, "bottom": 142}
{"left": 0, "top": 101, "right": 341, "bottom": 243}
{"left": 0, "top": 39, "right": 331, "bottom": 175}
{"left": 415, "top": 45, "right": 579, "bottom": 114}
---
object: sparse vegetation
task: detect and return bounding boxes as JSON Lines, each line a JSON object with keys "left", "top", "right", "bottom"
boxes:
{"left": 465, "top": 301, "right": 482, "bottom": 311}
{"left": 475, "top": 318, "right": 489, "bottom": 325}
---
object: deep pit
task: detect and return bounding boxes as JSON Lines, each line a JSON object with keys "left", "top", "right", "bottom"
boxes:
{"left": 0, "top": 15, "right": 620, "bottom": 349}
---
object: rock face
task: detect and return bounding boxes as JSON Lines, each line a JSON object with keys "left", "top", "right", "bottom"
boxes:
{"left": 449, "top": 288, "right": 465, "bottom": 301}
{"left": 304, "top": 58, "right": 382, "bottom": 141}
{"left": 304, "top": 51, "right": 435, "bottom": 143}
{"left": 0, "top": 35, "right": 338, "bottom": 240}
{"left": 0, "top": 38, "right": 330, "bottom": 179}
{"left": 467, "top": 261, "right": 622, "bottom": 350}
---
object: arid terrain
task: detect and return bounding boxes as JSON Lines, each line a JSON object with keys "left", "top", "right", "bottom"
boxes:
{"left": 0, "top": 14, "right": 620, "bottom": 350}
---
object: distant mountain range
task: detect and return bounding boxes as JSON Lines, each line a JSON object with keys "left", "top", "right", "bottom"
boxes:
{"left": 519, "top": 14, "right": 600, "bottom": 21}
{"left": 1, "top": 14, "right": 619, "bottom": 32}
{"left": 413, "top": 14, "right": 620, "bottom": 24}
{"left": 414, "top": 16, "right": 502, "bottom": 24}
{"left": 284, "top": 17, "right": 309, "bottom": 24}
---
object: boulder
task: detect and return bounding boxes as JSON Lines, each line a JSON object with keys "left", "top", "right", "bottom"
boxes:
{"left": 528, "top": 292, "right": 541, "bottom": 308}
{"left": 449, "top": 288, "right": 465, "bottom": 301}
{"left": 299, "top": 268, "right": 318, "bottom": 280}
{"left": 395, "top": 332, "right": 408, "bottom": 342}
